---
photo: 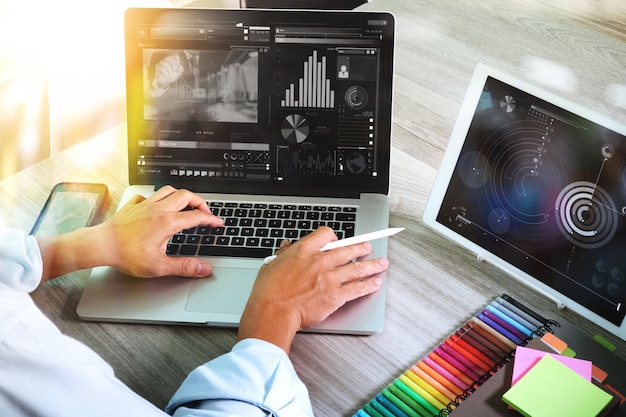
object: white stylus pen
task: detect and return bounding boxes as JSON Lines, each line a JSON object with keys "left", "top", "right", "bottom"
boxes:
{"left": 263, "top": 227, "right": 405, "bottom": 264}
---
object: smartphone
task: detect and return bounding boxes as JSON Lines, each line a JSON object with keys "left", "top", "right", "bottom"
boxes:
{"left": 30, "top": 182, "right": 109, "bottom": 237}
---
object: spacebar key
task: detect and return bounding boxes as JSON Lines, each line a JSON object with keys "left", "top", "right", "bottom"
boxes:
{"left": 197, "top": 246, "right": 272, "bottom": 258}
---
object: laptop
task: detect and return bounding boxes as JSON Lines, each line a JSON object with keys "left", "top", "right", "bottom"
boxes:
{"left": 76, "top": 8, "right": 395, "bottom": 334}
{"left": 424, "top": 63, "right": 626, "bottom": 341}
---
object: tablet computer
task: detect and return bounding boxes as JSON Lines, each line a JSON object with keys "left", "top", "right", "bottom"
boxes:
{"left": 424, "top": 63, "right": 626, "bottom": 341}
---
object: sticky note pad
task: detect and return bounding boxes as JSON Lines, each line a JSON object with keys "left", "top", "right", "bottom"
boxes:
{"left": 511, "top": 346, "right": 592, "bottom": 386}
{"left": 502, "top": 355, "right": 613, "bottom": 417}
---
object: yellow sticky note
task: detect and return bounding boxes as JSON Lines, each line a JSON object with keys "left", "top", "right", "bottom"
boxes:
{"left": 502, "top": 355, "right": 612, "bottom": 417}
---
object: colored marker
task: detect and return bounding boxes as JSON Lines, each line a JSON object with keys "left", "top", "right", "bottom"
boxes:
{"left": 428, "top": 351, "right": 474, "bottom": 387}
{"left": 466, "top": 320, "right": 514, "bottom": 355}
{"left": 477, "top": 312, "right": 523, "bottom": 344}
{"left": 416, "top": 360, "right": 463, "bottom": 398}
{"left": 405, "top": 368, "right": 449, "bottom": 407}
{"left": 435, "top": 346, "right": 482, "bottom": 381}
{"left": 370, "top": 394, "right": 397, "bottom": 417}
{"left": 376, "top": 393, "right": 408, "bottom": 417}
{"left": 459, "top": 324, "right": 505, "bottom": 360}
{"left": 445, "top": 336, "right": 494, "bottom": 371}
{"left": 454, "top": 328, "right": 501, "bottom": 363}
{"left": 472, "top": 316, "right": 518, "bottom": 348}
{"left": 410, "top": 364, "right": 457, "bottom": 403}
{"left": 398, "top": 374, "right": 442, "bottom": 415}
{"left": 500, "top": 294, "right": 548, "bottom": 326}
{"left": 355, "top": 410, "right": 371, "bottom": 417}
{"left": 381, "top": 388, "right": 421, "bottom": 417}
{"left": 422, "top": 357, "right": 466, "bottom": 393}
{"left": 481, "top": 309, "right": 527, "bottom": 341}
{"left": 488, "top": 301, "right": 536, "bottom": 333}
{"left": 363, "top": 403, "right": 385, "bottom": 417}
{"left": 388, "top": 382, "right": 431, "bottom": 417}
{"left": 485, "top": 304, "right": 533, "bottom": 337}
{"left": 393, "top": 375, "right": 438, "bottom": 417}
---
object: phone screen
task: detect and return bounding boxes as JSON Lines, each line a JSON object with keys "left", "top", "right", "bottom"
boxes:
{"left": 32, "top": 186, "right": 107, "bottom": 237}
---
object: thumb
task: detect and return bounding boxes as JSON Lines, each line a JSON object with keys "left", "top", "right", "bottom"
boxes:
{"left": 167, "top": 257, "right": 212, "bottom": 278}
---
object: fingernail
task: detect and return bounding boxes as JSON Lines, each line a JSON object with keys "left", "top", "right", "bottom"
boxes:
{"left": 279, "top": 239, "right": 291, "bottom": 248}
{"left": 379, "top": 258, "right": 389, "bottom": 267}
{"left": 196, "top": 262, "right": 211, "bottom": 276}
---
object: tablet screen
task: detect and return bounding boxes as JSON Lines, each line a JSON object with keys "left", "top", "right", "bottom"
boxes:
{"left": 426, "top": 66, "right": 626, "bottom": 334}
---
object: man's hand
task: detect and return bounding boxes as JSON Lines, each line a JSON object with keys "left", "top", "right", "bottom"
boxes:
{"left": 237, "top": 227, "right": 388, "bottom": 354}
{"left": 38, "top": 186, "right": 223, "bottom": 281}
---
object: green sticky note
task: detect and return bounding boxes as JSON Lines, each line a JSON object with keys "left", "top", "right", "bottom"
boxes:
{"left": 502, "top": 355, "right": 612, "bottom": 417}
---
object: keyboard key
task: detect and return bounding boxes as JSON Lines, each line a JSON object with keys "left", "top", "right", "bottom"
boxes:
{"left": 270, "top": 229, "right": 284, "bottom": 238}
{"left": 186, "top": 235, "right": 201, "bottom": 244}
{"left": 166, "top": 244, "right": 179, "bottom": 255}
{"left": 197, "top": 246, "right": 271, "bottom": 258}
{"left": 216, "top": 236, "right": 230, "bottom": 246}
{"left": 172, "top": 234, "right": 185, "bottom": 244}
{"left": 179, "top": 245, "right": 198, "bottom": 255}
{"left": 268, "top": 219, "right": 282, "bottom": 228}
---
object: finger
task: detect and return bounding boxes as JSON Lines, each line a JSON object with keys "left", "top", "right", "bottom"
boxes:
{"left": 338, "top": 256, "right": 388, "bottom": 284}
{"left": 125, "top": 194, "right": 146, "bottom": 206}
{"left": 340, "top": 274, "right": 384, "bottom": 302}
{"left": 148, "top": 185, "right": 177, "bottom": 202}
{"left": 162, "top": 256, "right": 212, "bottom": 278}
{"left": 167, "top": 209, "right": 224, "bottom": 234}
{"left": 154, "top": 188, "right": 212, "bottom": 214}
{"left": 275, "top": 239, "right": 292, "bottom": 253}
{"left": 297, "top": 226, "right": 337, "bottom": 250}
{"left": 326, "top": 241, "right": 372, "bottom": 266}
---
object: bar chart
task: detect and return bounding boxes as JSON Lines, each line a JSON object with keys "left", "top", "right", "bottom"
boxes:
{"left": 281, "top": 50, "right": 335, "bottom": 109}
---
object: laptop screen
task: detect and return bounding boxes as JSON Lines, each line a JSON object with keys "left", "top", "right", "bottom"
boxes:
{"left": 426, "top": 66, "right": 626, "bottom": 331}
{"left": 124, "top": 8, "right": 395, "bottom": 197}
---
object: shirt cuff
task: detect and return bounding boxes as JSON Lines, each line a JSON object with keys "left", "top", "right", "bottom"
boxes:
{"left": 166, "top": 338, "right": 313, "bottom": 417}
{"left": 0, "top": 228, "right": 43, "bottom": 293}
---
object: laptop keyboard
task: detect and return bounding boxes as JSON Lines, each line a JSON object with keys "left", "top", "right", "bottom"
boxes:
{"left": 166, "top": 201, "right": 358, "bottom": 259}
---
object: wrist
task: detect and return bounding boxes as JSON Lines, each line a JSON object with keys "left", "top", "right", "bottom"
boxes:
{"left": 237, "top": 300, "right": 301, "bottom": 355}
{"left": 37, "top": 227, "right": 105, "bottom": 282}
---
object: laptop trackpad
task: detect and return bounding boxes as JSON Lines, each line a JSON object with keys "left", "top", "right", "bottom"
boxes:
{"left": 185, "top": 267, "right": 256, "bottom": 314}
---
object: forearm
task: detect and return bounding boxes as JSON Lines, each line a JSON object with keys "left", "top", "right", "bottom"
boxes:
{"left": 37, "top": 227, "right": 113, "bottom": 283}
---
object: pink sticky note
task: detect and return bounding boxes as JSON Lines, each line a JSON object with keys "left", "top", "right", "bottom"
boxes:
{"left": 512, "top": 346, "right": 592, "bottom": 386}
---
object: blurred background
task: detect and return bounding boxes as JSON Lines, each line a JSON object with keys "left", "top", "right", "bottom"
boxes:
{"left": 0, "top": 0, "right": 622, "bottom": 180}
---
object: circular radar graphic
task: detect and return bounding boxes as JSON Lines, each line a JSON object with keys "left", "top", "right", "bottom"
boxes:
{"left": 344, "top": 85, "right": 368, "bottom": 110}
{"left": 281, "top": 114, "right": 309, "bottom": 144}
{"left": 555, "top": 181, "right": 618, "bottom": 249}
{"left": 500, "top": 95, "right": 516, "bottom": 113}
{"left": 345, "top": 152, "right": 367, "bottom": 174}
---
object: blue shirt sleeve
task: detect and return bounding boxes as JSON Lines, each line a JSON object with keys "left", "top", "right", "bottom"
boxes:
{"left": 167, "top": 338, "right": 314, "bottom": 417}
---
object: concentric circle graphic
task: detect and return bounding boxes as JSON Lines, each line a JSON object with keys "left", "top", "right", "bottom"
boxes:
{"left": 555, "top": 181, "right": 618, "bottom": 249}
{"left": 281, "top": 114, "right": 309, "bottom": 143}
{"left": 344, "top": 85, "right": 368, "bottom": 110}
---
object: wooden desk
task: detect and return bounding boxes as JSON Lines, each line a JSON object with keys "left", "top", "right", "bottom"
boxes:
{"left": 1, "top": 0, "right": 624, "bottom": 415}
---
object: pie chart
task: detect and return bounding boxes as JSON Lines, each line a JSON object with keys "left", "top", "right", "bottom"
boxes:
{"left": 500, "top": 95, "right": 516, "bottom": 113}
{"left": 281, "top": 114, "right": 309, "bottom": 143}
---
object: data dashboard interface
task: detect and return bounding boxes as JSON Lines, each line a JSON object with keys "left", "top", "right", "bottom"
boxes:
{"left": 125, "top": 9, "right": 395, "bottom": 196}
{"left": 436, "top": 76, "right": 626, "bottom": 326}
